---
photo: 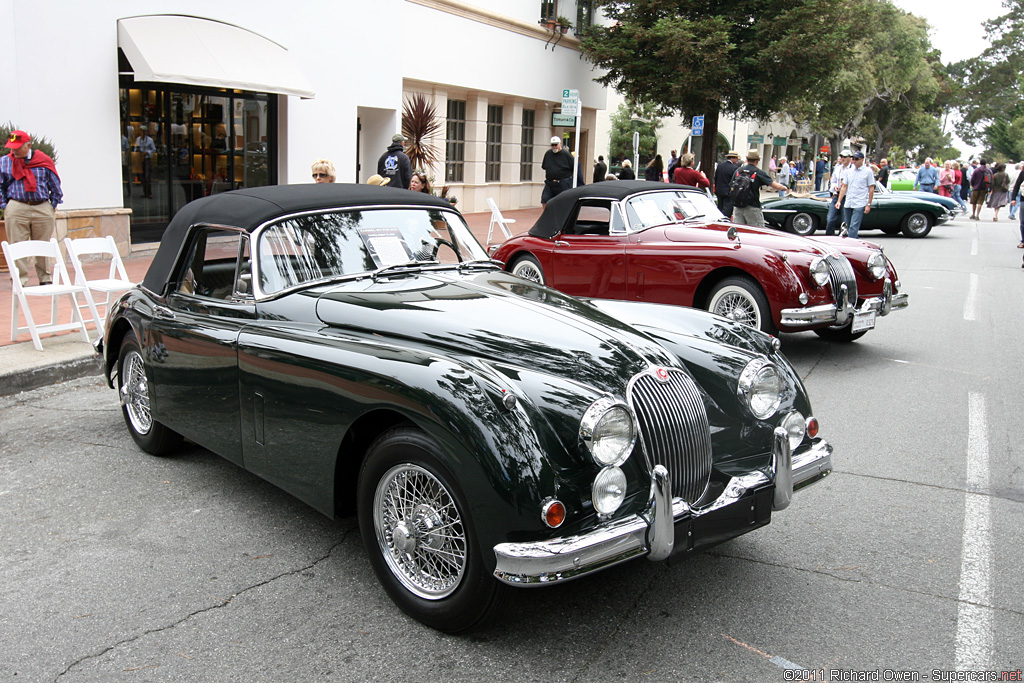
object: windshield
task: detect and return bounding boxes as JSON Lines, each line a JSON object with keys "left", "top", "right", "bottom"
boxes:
{"left": 623, "top": 190, "right": 725, "bottom": 232}
{"left": 255, "top": 207, "right": 488, "bottom": 294}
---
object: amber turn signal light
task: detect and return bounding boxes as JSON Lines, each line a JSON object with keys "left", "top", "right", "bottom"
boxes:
{"left": 542, "top": 500, "right": 566, "bottom": 528}
{"left": 806, "top": 416, "right": 819, "bottom": 439}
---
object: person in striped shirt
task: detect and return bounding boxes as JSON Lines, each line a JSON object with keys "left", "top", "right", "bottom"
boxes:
{"left": 1, "top": 130, "right": 63, "bottom": 285}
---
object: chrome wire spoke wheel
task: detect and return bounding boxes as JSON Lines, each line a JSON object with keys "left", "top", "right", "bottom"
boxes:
{"left": 121, "top": 349, "right": 153, "bottom": 434}
{"left": 374, "top": 464, "right": 467, "bottom": 599}
{"left": 511, "top": 257, "right": 545, "bottom": 284}
{"left": 712, "top": 289, "right": 759, "bottom": 328}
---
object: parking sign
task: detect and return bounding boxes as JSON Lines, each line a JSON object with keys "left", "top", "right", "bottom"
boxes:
{"left": 692, "top": 115, "right": 704, "bottom": 137}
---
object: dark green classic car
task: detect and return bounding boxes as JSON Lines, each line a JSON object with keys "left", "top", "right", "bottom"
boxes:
{"left": 98, "top": 184, "right": 832, "bottom": 632}
{"left": 762, "top": 182, "right": 956, "bottom": 237}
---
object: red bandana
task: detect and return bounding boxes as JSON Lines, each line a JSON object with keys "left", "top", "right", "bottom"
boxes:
{"left": 8, "top": 150, "right": 59, "bottom": 194}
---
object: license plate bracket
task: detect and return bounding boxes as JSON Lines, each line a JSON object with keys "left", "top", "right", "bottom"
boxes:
{"left": 852, "top": 309, "right": 876, "bottom": 332}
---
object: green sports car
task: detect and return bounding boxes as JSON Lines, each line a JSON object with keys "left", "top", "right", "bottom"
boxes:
{"left": 762, "top": 184, "right": 956, "bottom": 237}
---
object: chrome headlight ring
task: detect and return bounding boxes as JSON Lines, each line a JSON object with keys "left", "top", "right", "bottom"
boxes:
{"left": 867, "top": 251, "right": 887, "bottom": 280}
{"left": 737, "top": 358, "right": 784, "bottom": 420}
{"left": 809, "top": 257, "right": 830, "bottom": 287}
{"left": 580, "top": 397, "right": 636, "bottom": 467}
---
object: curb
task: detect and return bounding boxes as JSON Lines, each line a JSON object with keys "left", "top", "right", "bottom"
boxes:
{"left": 1, "top": 355, "right": 104, "bottom": 396}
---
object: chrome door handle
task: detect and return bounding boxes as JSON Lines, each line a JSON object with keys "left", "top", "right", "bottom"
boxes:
{"left": 154, "top": 305, "right": 175, "bottom": 320}
{"left": 554, "top": 240, "right": 569, "bottom": 247}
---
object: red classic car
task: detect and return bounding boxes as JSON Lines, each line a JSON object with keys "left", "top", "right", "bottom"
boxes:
{"left": 491, "top": 181, "right": 908, "bottom": 341}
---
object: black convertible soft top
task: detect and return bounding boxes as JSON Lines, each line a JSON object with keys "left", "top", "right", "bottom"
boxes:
{"left": 142, "top": 184, "right": 455, "bottom": 293}
{"left": 528, "top": 180, "right": 701, "bottom": 238}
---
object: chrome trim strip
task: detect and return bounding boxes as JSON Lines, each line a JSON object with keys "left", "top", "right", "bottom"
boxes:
{"left": 492, "top": 439, "right": 833, "bottom": 587}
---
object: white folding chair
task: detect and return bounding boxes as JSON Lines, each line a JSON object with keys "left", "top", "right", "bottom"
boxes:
{"left": 2, "top": 238, "right": 101, "bottom": 351}
{"left": 63, "top": 236, "right": 134, "bottom": 335}
{"left": 485, "top": 197, "right": 516, "bottom": 246}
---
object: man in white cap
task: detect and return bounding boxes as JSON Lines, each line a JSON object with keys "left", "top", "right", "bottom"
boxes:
{"left": 541, "top": 136, "right": 574, "bottom": 207}
{"left": 825, "top": 149, "right": 853, "bottom": 235}
{"left": 835, "top": 151, "right": 874, "bottom": 238}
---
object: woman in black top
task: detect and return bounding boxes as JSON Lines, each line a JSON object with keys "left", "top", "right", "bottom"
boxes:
{"left": 644, "top": 154, "right": 664, "bottom": 182}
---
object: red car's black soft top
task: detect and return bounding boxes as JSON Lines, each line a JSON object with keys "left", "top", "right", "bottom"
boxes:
{"left": 141, "top": 183, "right": 456, "bottom": 294}
{"left": 528, "top": 180, "right": 703, "bottom": 239}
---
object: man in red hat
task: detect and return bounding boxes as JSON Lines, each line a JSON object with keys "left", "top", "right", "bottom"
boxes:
{"left": 0, "top": 130, "right": 63, "bottom": 285}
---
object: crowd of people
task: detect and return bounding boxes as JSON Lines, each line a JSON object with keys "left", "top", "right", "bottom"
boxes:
{"left": 312, "top": 132, "right": 1024, "bottom": 255}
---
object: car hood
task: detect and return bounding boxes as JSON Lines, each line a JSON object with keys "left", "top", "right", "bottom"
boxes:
{"left": 661, "top": 221, "right": 834, "bottom": 257}
{"left": 313, "top": 269, "right": 678, "bottom": 394}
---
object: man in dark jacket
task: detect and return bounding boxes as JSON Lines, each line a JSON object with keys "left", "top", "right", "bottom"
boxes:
{"left": 714, "top": 150, "right": 741, "bottom": 217}
{"left": 593, "top": 155, "right": 607, "bottom": 183}
{"left": 377, "top": 134, "right": 412, "bottom": 189}
{"left": 541, "top": 136, "right": 574, "bottom": 206}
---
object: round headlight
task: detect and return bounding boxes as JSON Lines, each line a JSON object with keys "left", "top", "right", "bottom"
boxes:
{"left": 738, "top": 358, "right": 784, "bottom": 420}
{"left": 809, "top": 257, "right": 830, "bottom": 287}
{"left": 780, "top": 411, "right": 806, "bottom": 450}
{"left": 867, "top": 251, "right": 887, "bottom": 280}
{"left": 592, "top": 466, "right": 627, "bottom": 515}
{"left": 581, "top": 398, "right": 636, "bottom": 466}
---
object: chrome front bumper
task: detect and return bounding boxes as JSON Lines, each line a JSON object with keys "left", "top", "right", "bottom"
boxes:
{"left": 780, "top": 278, "right": 908, "bottom": 328}
{"left": 492, "top": 429, "right": 832, "bottom": 587}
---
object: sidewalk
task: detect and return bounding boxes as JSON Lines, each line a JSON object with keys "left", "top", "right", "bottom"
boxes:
{"left": 0, "top": 206, "right": 542, "bottom": 396}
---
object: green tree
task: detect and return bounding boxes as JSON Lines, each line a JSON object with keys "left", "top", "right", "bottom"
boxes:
{"left": 581, "top": 0, "right": 854, "bottom": 176}
{"left": 953, "top": 0, "right": 1024, "bottom": 159}
{"left": 785, "top": 2, "right": 940, "bottom": 162}
{"left": 608, "top": 102, "right": 662, "bottom": 165}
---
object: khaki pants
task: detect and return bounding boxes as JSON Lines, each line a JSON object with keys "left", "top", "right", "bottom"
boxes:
{"left": 4, "top": 200, "right": 56, "bottom": 286}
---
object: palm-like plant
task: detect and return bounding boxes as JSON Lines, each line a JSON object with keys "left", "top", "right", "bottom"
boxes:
{"left": 401, "top": 94, "right": 443, "bottom": 174}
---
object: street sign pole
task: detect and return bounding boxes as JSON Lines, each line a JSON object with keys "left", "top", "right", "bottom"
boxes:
{"left": 562, "top": 89, "right": 581, "bottom": 187}
{"left": 632, "top": 131, "right": 639, "bottom": 175}
{"left": 573, "top": 95, "right": 582, "bottom": 187}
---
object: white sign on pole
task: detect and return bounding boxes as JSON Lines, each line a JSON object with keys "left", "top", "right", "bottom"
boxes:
{"left": 632, "top": 131, "right": 640, "bottom": 173}
{"left": 561, "top": 89, "right": 580, "bottom": 116}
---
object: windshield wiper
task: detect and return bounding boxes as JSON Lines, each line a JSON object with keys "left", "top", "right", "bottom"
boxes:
{"left": 372, "top": 261, "right": 434, "bottom": 281}
{"left": 457, "top": 259, "right": 504, "bottom": 272}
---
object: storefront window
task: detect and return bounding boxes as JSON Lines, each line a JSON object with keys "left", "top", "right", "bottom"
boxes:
{"left": 119, "top": 79, "right": 276, "bottom": 243}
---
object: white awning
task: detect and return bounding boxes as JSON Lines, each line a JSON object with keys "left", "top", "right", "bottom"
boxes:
{"left": 117, "top": 15, "right": 315, "bottom": 99}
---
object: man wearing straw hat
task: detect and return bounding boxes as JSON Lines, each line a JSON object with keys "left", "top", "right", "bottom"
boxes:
{"left": 730, "top": 149, "right": 787, "bottom": 228}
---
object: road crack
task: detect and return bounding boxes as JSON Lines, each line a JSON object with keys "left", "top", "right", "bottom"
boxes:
{"left": 52, "top": 525, "right": 355, "bottom": 681}
{"left": 706, "top": 548, "right": 1024, "bottom": 619}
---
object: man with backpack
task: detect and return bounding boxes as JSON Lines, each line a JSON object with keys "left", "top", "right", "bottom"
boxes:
{"left": 730, "top": 149, "right": 788, "bottom": 227}
{"left": 970, "top": 159, "right": 992, "bottom": 221}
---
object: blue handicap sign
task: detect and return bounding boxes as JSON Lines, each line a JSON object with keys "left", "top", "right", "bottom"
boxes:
{"left": 692, "top": 115, "right": 704, "bottom": 137}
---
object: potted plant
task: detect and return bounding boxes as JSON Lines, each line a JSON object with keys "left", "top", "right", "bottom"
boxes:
{"left": 556, "top": 16, "right": 572, "bottom": 34}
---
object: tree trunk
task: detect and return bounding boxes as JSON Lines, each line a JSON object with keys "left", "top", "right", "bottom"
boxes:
{"left": 698, "top": 104, "right": 721, "bottom": 188}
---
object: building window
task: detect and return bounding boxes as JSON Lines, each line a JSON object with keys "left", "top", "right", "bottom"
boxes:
{"left": 540, "top": 1, "right": 555, "bottom": 21}
{"left": 486, "top": 105, "right": 503, "bottom": 183}
{"left": 445, "top": 99, "right": 466, "bottom": 183}
{"left": 119, "top": 77, "right": 275, "bottom": 243}
{"left": 520, "top": 109, "right": 535, "bottom": 182}
{"left": 576, "top": 0, "right": 596, "bottom": 36}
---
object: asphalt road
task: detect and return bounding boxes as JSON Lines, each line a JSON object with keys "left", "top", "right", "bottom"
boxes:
{"left": 1, "top": 213, "right": 1022, "bottom": 682}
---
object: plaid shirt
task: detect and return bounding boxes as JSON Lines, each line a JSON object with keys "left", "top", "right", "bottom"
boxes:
{"left": 0, "top": 152, "right": 64, "bottom": 209}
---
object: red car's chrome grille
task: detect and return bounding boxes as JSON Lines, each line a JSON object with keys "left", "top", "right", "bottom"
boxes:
{"left": 628, "top": 369, "right": 712, "bottom": 505}
{"left": 827, "top": 254, "right": 858, "bottom": 303}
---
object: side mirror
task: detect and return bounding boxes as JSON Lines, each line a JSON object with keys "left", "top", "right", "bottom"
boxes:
{"left": 727, "top": 226, "right": 740, "bottom": 243}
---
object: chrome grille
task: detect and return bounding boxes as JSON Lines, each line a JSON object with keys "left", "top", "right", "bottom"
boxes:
{"left": 627, "top": 369, "right": 712, "bottom": 504}
{"left": 827, "top": 254, "right": 858, "bottom": 303}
